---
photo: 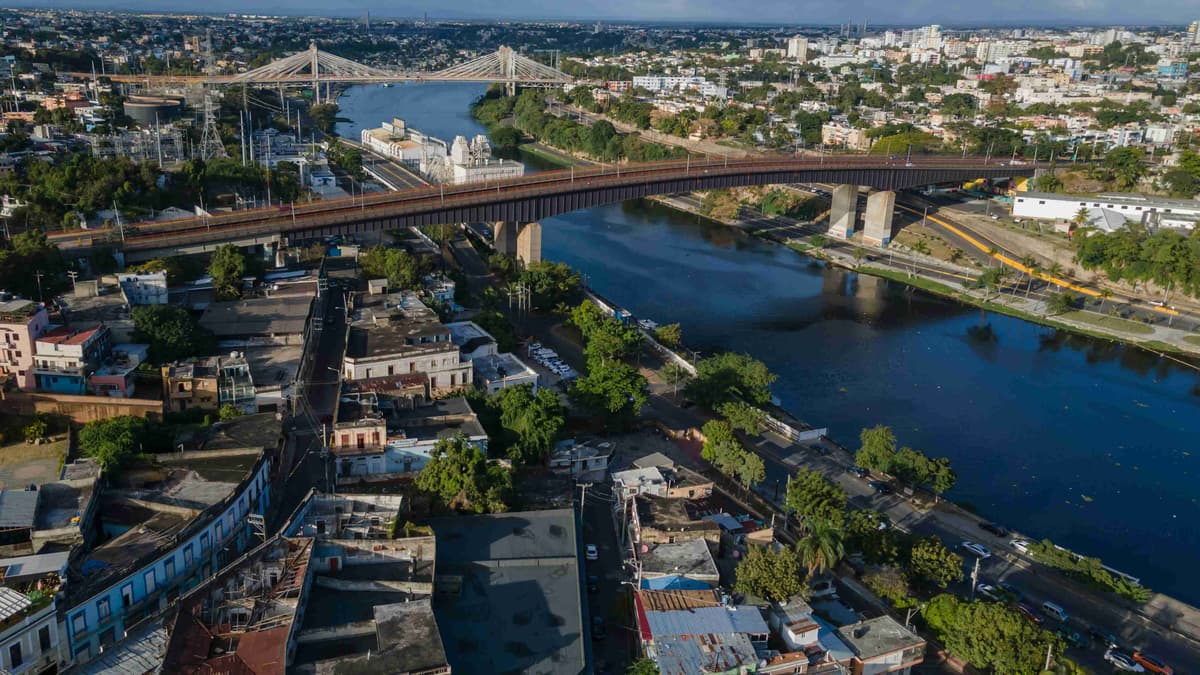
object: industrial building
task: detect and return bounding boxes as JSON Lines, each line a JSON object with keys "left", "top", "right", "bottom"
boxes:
{"left": 1013, "top": 191, "right": 1200, "bottom": 231}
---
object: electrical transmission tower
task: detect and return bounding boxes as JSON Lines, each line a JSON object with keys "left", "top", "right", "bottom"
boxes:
{"left": 198, "top": 29, "right": 226, "bottom": 160}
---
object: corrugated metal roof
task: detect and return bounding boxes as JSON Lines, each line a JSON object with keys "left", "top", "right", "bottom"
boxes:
{"left": 0, "top": 490, "right": 38, "bottom": 528}
{"left": 645, "top": 605, "right": 768, "bottom": 638}
{"left": 79, "top": 621, "right": 168, "bottom": 675}
{"left": 0, "top": 587, "right": 32, "bottom": 621}
{"left": 0, "top": 551, "right": 69, "bottom": 581}
{"left": 652, "top": 633, "right": 759, "bottom": 675}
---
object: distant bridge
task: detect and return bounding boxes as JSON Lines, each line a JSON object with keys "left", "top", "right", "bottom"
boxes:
{"left": 51, "top": 155, "right": 1036, "bottom": 263}
{"left": 72, "top": 44, "right": 573, "bottom": 92}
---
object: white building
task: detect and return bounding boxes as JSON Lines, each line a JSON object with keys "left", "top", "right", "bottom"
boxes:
{"left": 117, "top": 272, "right": 168, "bottom": 305}
{"left": 360, "top": 117, "right": 445, "bottom": 169}
{"left": 0, "top": 586, "right": 61, "bottom": 675}
{"left": 343, "top": 291, "right": 471, "bottom": 394}
{"left": 424, "top": 134, "right": 524, "bottom": 186}
{"left": 1013, "top": 191, "right": 1200, "bottom": 230}
{"left": 786, "top": 36, "right": 809, "bottom": 62}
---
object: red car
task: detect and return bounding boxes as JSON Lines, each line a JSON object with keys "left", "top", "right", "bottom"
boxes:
{"left": 1132, "top": 652, "right": 1173, "bottom": 675}
{"left": 1015, "top": 603, "right": 1043, "bottom": 626}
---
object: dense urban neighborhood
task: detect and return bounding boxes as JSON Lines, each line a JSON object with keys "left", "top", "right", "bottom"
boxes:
{"left": 0, "top": 6, "right": 1198, "bottom": 675}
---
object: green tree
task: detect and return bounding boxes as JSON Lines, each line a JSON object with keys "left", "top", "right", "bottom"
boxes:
{"left": 856, "top": 425, "right": 897, "bottom": 473}
{"left": 700, "top": 419, "right": 744, "bottom": 477}
{"left": 520, "top": 261, "right": 581, "bottom": 310}
{"left": 653, "top": 322, "right": 682, "bottom": 347}
{"left": 863, "top": 566, "right": 915, "bottom": 608}
{"left": 414, "top": 435, "right": 511, "bottom": 513}
{"left": 569, "top": 360, "right": 647, "bottom": 430}
{"left": 908, "top": 537, "right": 964, "bottom": 589}
{"left": 626, "top": 659, "right": 660, "bottom": 675}
{"left": 494, "top": 384, "right": 566, "bottom": 466}
{"left": 785, "top": 468, "right": 847, "bottom": 530}
{"left": 733, "top": 545, "right": 805, "bottom": 602}
{"left": 686, "top": 352, "right": 777, "bottom": 408}
{"left": 218, "top": 404, "right": 243, "bottom": 421}
{"left": 922, "top": 594, "right": 1063, "bottom": 674}
{"left": 78, "top": 416, "right": 147, "bottom": 473}
{"left": 23, "top": 418, "right": 48, "bottom": 443}
{"left": 208, "top": 244, "right": 246, "bottom": 301}
{"left": 845, "top": 510, "right": 902, "bottom": 565}
{"left": 718, "top": 401, "right": 766, "bottom": 434}
{"left": 796, "top": 519, "right": 845, "bottom": 576}
{"left": 1046, "top": 291, "right": 1077, "bottom": 315}
{"left": 660, "top": 362, "right": 690, "bottom": 396}
{"left": 1100, "top": 146, "right": 1147, "bottom": 189}
{"left": 131, "top": 305, "right": 216, "bottom": 364}
{"left": 360, "top": 246, "right": 425, "bottom": 290}
{"left": 738, "top": 452, "right": 766, "bottom": 491}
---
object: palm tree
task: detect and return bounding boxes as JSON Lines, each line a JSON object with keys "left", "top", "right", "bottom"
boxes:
{"left": 1072, "top": 207, "right": 1090, "bottom": 229}
{"left": 1099, "top": 289, "right": 1113, "bottom": 315}
{"left": 1047, "top": 262, "right": 1066, "bottom": 290}
{"left": 796, "top": 520, "right": 845, "bottom": 577}
{"left": 1021, "top": 255, "right": 1037, "bottom": 298}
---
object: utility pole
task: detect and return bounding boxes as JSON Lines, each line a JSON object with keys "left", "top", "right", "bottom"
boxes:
{"left": 67, "top": 270, "right": 78, "bottom": 293}
{"left": 968, "top": 557, "right": 981, "bottom": 601}
{"left": 34, "top": 271, "right": 44, "bottom": 304}
{"left": 577, "top": 482, "right": 591, "bottom": 510}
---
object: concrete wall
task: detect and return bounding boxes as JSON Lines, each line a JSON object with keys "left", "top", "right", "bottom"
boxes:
{"left": 0, "top": 391, "right": 163, "bottom": 423}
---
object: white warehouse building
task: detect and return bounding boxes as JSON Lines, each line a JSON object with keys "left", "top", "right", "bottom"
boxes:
{"left": 1013, "top": 191, "right": 1200, "bottom": 231}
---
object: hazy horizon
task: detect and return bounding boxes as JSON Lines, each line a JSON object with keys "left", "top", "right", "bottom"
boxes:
{"left": 10, "top": 1, "right": 1198, "bottom": 28}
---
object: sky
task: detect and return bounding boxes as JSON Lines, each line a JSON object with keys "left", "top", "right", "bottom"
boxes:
{"left": 15, "top": 0, "right": 1200, "bottom": 26}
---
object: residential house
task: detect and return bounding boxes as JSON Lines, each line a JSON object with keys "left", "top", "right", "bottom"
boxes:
{"left": 0, "top": 585, "right": 61, "bottom": 675}
{"left": 161, "top": 353, "right": 256, "bottom": 414}
{"left": 634, "top": 589, "right": 770, "bottom": 674}
{"left": 549, "top": 439, "right": 613, "bottom": 479}
{"left": 835, "top": 615, "right": 925, "bottom": 675}
{"left": 0, "top": 299, "right": 50, "bottom": 390}
{"left": 446, "top": 320, "right": 538, "bottom": 393}
{"left": 116, "top": 272, "right": 168, "bottom": 306}
{"left": 33, "top": 325, "right": 112, "bottom": 394}
{"left": 86, "top": 343, "right": 148, "bottom": 398}
{"left": 638, "top": 539, "right": 720, "bottom": 590}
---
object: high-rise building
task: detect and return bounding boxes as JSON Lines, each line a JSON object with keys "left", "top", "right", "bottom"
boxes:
{"left": 787, "top": 36, "right": 809, "bottom": 62}
{"left": 1188, "top": 20, "right": 1200, "bottom": 46}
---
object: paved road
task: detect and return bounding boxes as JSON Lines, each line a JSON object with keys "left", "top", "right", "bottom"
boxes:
{"left": 341, "top": 138, "right": 429, "bottom": 189}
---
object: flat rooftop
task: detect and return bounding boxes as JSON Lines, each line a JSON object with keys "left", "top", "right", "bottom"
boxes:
{"left": 836, "top": 615, "right": 924, "bottom": 660}
{"left": 346, "top": 291, "right": 452, "bottom": 360}
{"left": 199, "top": 294, "right": 312, "bottom": 337}
{"left": 0, "top": 298, "right": 41, "bottom": 322}
{"left": 473, "top": 353, "right": 535, "bottom": 382}
{"left": 640, "top": 539, "right": 718, "bottom": 579}
{"left": 428, "top": 509, "right": 586, "bottom": 675}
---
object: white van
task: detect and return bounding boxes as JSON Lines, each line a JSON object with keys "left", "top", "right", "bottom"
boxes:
{"left": 1041, "top": 601, "right": 1069, "bottom": 622}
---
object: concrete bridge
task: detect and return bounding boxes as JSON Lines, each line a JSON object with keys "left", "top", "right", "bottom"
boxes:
{"left": 50, "top": 155, "right": 1034, "bottom": 264}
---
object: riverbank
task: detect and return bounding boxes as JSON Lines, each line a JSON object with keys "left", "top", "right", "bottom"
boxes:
{"left": 646, "top": 192, "right": 1200, "bottom": 365}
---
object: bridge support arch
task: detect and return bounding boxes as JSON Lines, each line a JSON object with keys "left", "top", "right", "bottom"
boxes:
{"left": 829, "top": 184, "right": 858, "bottom": 238}
{"left": 863, "top": 190, "right": 896, "bottom": 248}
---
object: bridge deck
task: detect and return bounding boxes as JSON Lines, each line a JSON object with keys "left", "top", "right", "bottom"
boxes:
{"left": 52, "top": 156, "right": 1035, "bottom": 255}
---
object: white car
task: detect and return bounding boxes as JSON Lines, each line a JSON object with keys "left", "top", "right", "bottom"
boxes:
{"left": 961, "top": 541, "right": 992, "bottom": 559}
{"left": 1011, "top": 539, "right": 1031, "bottom": 555}
{"left": 528, "top": 342, "right": 542, "bottom": 351}
{"left": 586, "top": 544, "right": 599, "bottom": 561}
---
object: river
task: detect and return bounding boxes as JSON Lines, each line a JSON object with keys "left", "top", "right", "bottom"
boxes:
{"left": 336, "top": 82, "right": 1200, "bottom": 605}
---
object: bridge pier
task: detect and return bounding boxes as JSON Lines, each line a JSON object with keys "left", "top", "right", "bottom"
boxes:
{"left": 829, "top": 184, "right": 858, "bottom": 238}
{"left": 516, "top": 222, "right": 542, "bottom": 265}
{"left": 494, "top": 221, "right": 517, "bottom": 257}
{"left": 863, "top": 190, "right": 896, "bottom": 248}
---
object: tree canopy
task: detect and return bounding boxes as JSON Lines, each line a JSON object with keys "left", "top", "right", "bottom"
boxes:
{"left": 79, "top": 416, "right": 148, "bottom": 473}
{"left": 360, "top": 245, "right": 427, "bottom": 290}
{"left": 494, "top": 384, "right": 566, "bottom": 466}
{"left": 687, "top": 352, "right": 777, "bottom": 408}
{"left": 733, "top": 544, "right": 805, "bottom": 602}
{"left": 131, "top": 305, "right": 216, "bottom": 364}
{"left": 785, "top": 468, "right": 847, "bottom": 530}
{"left": 908, "top": 537, "right": 964, "bottom": 589}
{"left": 923, "top": 594, "right": 1062, "bottom": 674}
{"left": 414, "top": 435, "right": 511, "bottom": 513}
{"left": 209, "top": 244, "right": 247, "bottom": 301}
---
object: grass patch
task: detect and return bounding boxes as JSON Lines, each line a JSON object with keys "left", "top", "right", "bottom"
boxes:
{"left": 860, "top": 266, "right": 962, "bottom": 297}
{"left": 517, "top": 143, "right": 580, "bottom": 167}
{"left": 1184, "top": 336, "right": 1200, "bottom": 347}
{"left": 1060, "top": 310, "right": 1155, "bottom": 335}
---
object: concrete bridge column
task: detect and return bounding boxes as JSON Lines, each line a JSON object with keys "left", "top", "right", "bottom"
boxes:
{"left": 516, "top": 222, "right": 542, "bottom": 266}
{"left": 863, "top": 190, "right": 896, "bottom": 248}
{"left": 494, "top": 221, "right": 517, "bottom": 257}
{"left": 829, "top": 184, "right": 858, "bottom": 238}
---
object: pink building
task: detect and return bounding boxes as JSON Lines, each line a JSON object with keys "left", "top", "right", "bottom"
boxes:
{"left": 88, "top": 343, "right": 149, "bottom": 398}
{"left": 0, "top": 298, "right": 50, "bottom": 390}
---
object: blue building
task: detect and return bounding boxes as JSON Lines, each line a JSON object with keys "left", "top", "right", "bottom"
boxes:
{"left": 61, "top": 414, "right": 280, "bottom": 666}
{"left": 1158, "top": 61, "right": 1188, "bottom": 79}
{"left": 33, "top": 324, "right": 111, "bottom": 394}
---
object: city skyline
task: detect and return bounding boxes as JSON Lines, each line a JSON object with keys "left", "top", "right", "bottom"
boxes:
{"left": 11, "top": 0, "right": 1200, "bottom": 26}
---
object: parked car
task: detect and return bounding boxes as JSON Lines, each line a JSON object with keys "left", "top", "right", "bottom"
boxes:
{"left": 1105, "top": 649, "right": 1145, "bottom": 672}
{"left": 978, "top": 521, "right": 1010, "bottom": 537}
{"left": 976, "top": 583, "right": 1004, "bottom": 602}
{"left": 868, "top": 480, "right": 892, "bottom": 494}
{"left": 1011, "top": 539, "right": 1032, "bottom": 555}
{"left": 586, "top": 544, "right": 599, "bottom": 561}
{"left": 1040, "top": 601, "right": 1069, "bottom": 623}
{"left": 997, "top": 582, "right": 1023, "bottom": 601}
{"left": 809, "top": 578, "right": 838, "bottom": 599}
{"left": 1131, "top": 652, "right": 1173, "bottom": 674}
{"left": 1016, "top": 603, "right": 1044, "bottom": 625}
{"left": 847, "top": 466, "right": 869, "bottom": 479}
{"left": 961, "top": 541, "right": 992, "bottom": 559}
